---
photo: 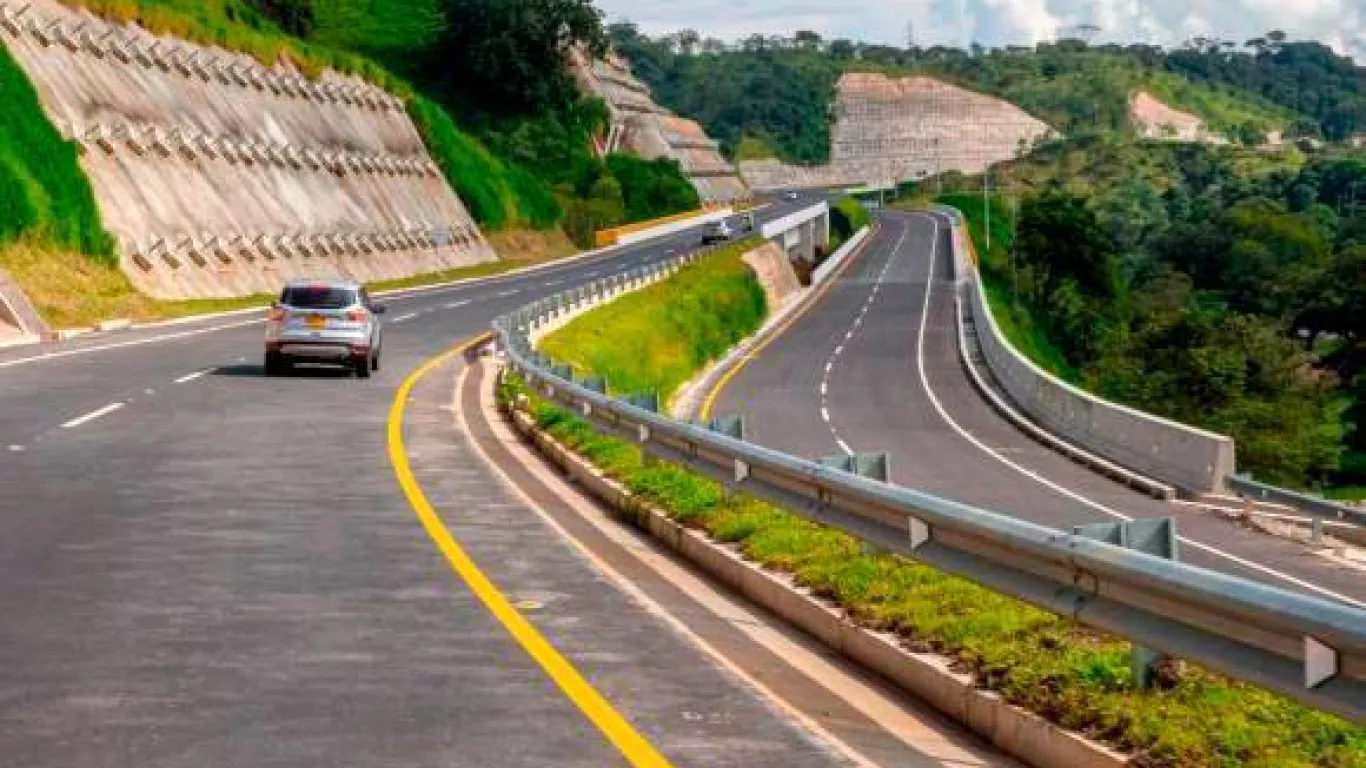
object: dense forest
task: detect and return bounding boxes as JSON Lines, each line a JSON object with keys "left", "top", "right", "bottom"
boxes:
{"left": 611, "top": 25, "right": 1364, "bottom": 164}
{"left": 940, "top": 142, "right": 1366, "bottom": 489}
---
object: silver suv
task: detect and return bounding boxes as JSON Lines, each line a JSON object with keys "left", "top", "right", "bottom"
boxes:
{"left": 701, "top": 220, "right": 734, "bottom": 245}
{"left": 264, "top": 278, "right": 386, "bottom": 378}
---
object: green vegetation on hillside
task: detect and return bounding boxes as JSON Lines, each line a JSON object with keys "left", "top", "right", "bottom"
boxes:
{"left": 0, "top": 45, "right": 112, "bottom": 260}
{"left": 827, "top": 196, "right": 869, "bottom": 253}
{"left": 931, "top": 141, "right": 1366, "bottom": 488}
{"left": 518, "top": 264, "right": 1365, "bottom": 767}
{"left": 539, "top": 239, "right": 764, "bottom": 401}
{"left": 1166, "top": 35, "right": 1366, "bottom": 141}
{"left": 609, "top": 29, "right": 1359, "bottom": 164}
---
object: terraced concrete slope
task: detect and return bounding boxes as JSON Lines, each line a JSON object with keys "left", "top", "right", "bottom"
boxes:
{"left": 741, "top": 73, "right": 1052, "bottom": 190}
{"left": 572, "top": 51, "right": 749, "bottom": 204}
{"left": 0, "top": 0, "right": 495, "bottom": 300}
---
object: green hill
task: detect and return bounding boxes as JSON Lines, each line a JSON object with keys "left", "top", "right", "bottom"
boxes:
{"left": 608, "top": 27, "right": 1352, "bottom": 165}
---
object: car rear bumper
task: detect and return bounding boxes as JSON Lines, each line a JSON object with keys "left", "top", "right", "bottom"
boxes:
{"left": 268, "top": 340, "right": 369, "bottom": 362}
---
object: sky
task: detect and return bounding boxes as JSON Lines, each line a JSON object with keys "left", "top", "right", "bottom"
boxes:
{"left": 594, "top": 0, "right": 1366, "bottom": 61}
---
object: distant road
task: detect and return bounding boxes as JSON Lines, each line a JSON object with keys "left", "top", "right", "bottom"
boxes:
{"left": 709, "top": 210, "right": 1366, "bottom": 607}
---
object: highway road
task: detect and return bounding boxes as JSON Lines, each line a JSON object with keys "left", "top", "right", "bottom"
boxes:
{"left": 0, "top": 200, "right": 955, "bottom": 767}
{"left": 709, "top": 210, "right": 1366, "bottom": 608}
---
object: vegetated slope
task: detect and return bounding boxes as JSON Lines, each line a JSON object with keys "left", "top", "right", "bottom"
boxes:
{"left": 931, "top": 140, "right": 1366, "bottom": 489}
{"left": 1165, "top": 35, "right": 1366, "bottom": 141}
{"left": 29, "top": 1, "right": 698, "bottom": 245}
{"left": 611, "top": 27, "right": 1320, "bottom": 164}
{"left": 0, "top": 42, "right": 111, "bottom": 260}
{"left": 524, "top": 253, "right": 1366, "bottom": 768}
{"left": 538, "top": 239, "right": 765, "bottom": 401}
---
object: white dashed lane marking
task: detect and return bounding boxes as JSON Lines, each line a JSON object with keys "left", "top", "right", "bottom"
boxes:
{"left": 60, "top": 402, "right": 125, "bottom": 430}
{"left": 392, "top": 313, "right": 419, "bottom": 323}
{"left": 445, "top": 299, "right": 471, "bottom": 309}
{"left": 817, "top": 226, "right": 906, "bottom": 457}
{"left": 496, "top": 289, "right": 522, "bottom": 298}
{"left": 174, "top": 369, "right": 214, "bottom": 384}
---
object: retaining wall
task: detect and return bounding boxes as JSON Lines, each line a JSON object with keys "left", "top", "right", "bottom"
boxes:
{"left": 741, "top": 73, "right": 1053, "bottom": 191}
{"left": 0, "top": 0, "right": 495, "bottom": 300}
{"left": 937, "top": 207, "right": 1237, "bottom": 494}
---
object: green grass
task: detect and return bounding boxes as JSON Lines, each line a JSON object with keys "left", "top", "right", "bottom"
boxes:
{"left": 0, "top": 44, "right": 113, "bottom": 261}
{"left": 502, "top": 373, "right": 1366, "bottom": 767}
{"left": 934, "top": 192, "right": 1080, "bottom": 382}
{"left": 538, "top": 239, "right": 767, "bottom": 403}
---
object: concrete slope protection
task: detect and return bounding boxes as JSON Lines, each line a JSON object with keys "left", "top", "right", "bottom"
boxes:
{"left": 0, "top": 0, "right": 493, "bottom": 300}
{"left": 709, "top": 211, "right": 1366, "bottom": 607}
{"left": 0, "top": 202, "right": 879, "bottom": 767}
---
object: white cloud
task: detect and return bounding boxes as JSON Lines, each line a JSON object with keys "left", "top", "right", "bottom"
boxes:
{"left": 596, "top": 0, "right": 1366, "bottom": 60}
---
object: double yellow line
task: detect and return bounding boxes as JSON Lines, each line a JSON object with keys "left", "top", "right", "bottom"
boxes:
{"left": 387, "top": 334, "right": 673, "bottom": 768}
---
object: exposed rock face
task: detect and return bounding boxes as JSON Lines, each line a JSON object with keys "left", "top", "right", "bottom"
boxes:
{"left": 741, "top": 73, "right": 1053, "bottom": 190}
{"left": 573, "top": 52, "right": 748, "bottom": 204}
{"left": 1130, "top": 90, "right": 1226, "bottom": 144}
{"left": 0, "top": 0, "right": 495, "bottom": 300}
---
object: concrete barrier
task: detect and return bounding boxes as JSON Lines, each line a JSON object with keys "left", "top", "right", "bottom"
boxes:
{"left": 933, "top": 206, "right": 1236, "bottom": 494}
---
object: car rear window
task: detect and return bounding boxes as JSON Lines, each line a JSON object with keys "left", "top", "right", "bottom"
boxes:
{"left": 282, "top": 285, "right": 357, "bottom": 309}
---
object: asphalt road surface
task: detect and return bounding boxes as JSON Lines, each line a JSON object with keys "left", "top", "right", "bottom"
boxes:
{"left": 0, "top": 200, "right": 881, "bottom": 767}
{"left": 710, "top": 209, "right": 1366, "bottom": 608}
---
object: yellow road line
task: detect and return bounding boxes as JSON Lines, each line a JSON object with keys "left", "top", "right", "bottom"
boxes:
{"left": 700, "top": 224, "right": 882, "bottom": 420}
{"left": 387, "top": 334, "right": 674, "bottom": 768}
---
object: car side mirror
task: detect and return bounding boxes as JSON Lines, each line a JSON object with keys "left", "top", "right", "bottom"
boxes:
{"left": 372, "top": 303, "right": 388, "bottom": 315}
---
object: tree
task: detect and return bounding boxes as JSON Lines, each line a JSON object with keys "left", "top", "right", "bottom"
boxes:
{"left": 828, "top": 38, "right": 855, "bottom": 59}
{"left": 415, "top": 0, "right": 606, "bottom": 114}
{"left": 794, "top": 30, "right": 822, "bottom": 51}
{"left": 677, "top": 29, "right": 700, "bottom": 55}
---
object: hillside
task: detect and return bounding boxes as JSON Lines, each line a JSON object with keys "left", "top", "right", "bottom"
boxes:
{"left": 0, "top": 0, "right": 708, "bottom": 328}
{"left": 609, "top": 26, "right": 1341, "bottom": 166}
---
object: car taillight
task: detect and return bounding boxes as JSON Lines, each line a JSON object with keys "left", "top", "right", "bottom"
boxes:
{"left": 346, "top": 309, "right": 370, "bottom": 322}
{"left": 267, "top": 306, "right": 286, "bottom": 322}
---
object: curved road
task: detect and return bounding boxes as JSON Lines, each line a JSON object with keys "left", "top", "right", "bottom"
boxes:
{"left": 0, "top": 201, "right": 911, "bottom": 767}
{"left": 710, "top": 210, "right": 1366, "bottom": 607}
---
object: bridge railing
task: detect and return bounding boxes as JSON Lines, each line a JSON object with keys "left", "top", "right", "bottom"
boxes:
{"left": 488, "top": 239, "right": 1366, "bottom": 724}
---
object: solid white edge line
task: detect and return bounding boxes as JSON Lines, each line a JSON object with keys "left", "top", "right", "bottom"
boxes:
{"left": 0, "top": 318, "right": 265, "bottom": 371}
{"left": 906, "top": 212, "right": 1366, "bottom": 610}
{"left": 61, "top": 402, "right": 125, "bottom": 429}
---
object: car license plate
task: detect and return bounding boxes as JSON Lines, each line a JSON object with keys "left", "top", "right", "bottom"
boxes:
{"left": 305, "top": 314, "right": 326, "bottom": 330}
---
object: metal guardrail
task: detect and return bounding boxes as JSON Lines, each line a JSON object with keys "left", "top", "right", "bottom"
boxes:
{"left": 489, "top": 246, "right": 1366, "bottom": 725}
{"left": 1228, "top": 475, "right": 1366, "bottom": 528}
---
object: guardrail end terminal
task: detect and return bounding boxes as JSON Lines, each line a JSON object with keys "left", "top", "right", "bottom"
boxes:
{"left": 1306, "top": 636, "right": 1339, "bottom": 689}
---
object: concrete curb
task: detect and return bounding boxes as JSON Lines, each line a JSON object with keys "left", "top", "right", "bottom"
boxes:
{"left": 507, "top": 403, "right": 1131, "bottom": 768}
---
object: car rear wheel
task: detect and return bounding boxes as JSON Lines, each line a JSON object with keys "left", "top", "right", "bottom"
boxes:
{"left": 371, "top": 349, "right": 381, "bottom": 372}
{"left": 355, "top": 356, "right": 371, "bottom": 379}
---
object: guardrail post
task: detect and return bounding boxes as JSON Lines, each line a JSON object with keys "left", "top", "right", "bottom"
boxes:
{"left": 821, "top": 452, "right": 890, "bottom": 482}
{"left": 622, "top": 391, "right": 658, "bottom": 413}
{"left": 707, "top": 414, "right": 746, "bottom": 441}
{"left": 1074, "top": 518, "right": 1178, "bottom": 690}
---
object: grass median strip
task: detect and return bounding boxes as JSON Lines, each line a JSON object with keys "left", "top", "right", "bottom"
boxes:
{"left": 538, "top": 239, "right": 766, "bottom": 405}
{"left": 526, "top": 251, "right": 1366, "bottom": 767}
